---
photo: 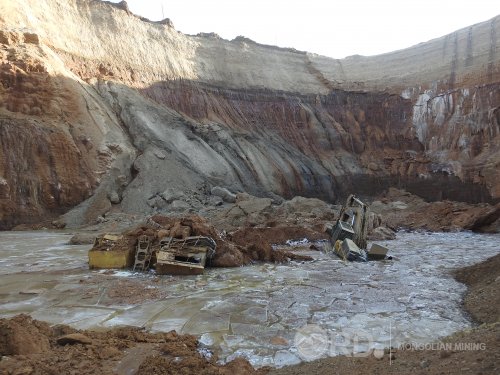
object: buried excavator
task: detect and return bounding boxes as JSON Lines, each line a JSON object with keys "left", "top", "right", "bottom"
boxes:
{"left": 327, "top": 194, "right": 390, "bottom": 261}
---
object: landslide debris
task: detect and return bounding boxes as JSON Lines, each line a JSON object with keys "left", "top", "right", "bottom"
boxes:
{"left": 112, "top": 213, "right": 328, "bottom": 268}
{"left": 371, "top": 188, "right": 500, "bottom": 233}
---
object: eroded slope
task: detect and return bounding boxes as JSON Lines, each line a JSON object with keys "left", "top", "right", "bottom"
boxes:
{"left": 0, "top": 0, "right": 499, "bottom": 228}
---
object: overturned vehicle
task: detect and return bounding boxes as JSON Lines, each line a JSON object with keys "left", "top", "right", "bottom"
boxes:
{"left": 327, "top": 194, "right": 390, "bottom": 261}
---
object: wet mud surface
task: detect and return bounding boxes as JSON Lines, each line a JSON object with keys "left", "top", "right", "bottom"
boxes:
{"left": 0, "top": 231, "right": 499, "bottom": 368}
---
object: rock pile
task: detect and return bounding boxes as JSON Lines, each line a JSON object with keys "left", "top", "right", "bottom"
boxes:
{"left": 122, "top": 214, "right": 327, "bottom": 267}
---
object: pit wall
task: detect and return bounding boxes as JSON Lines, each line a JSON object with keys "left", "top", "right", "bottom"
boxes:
{"left": 0, "top": 0, "right": 499, "bottom": 228}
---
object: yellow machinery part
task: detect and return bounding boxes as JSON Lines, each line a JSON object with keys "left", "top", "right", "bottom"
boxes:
{"left": 334, "top": 240, "right": 347, "bottom": 261}
{"left": 88, "top": 249, "right": 134, "bottom": 269}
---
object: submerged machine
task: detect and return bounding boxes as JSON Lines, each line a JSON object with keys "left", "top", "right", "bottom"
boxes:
{"left": 88, "top": 234, "right": 135, "bottom": 269}
{"left": 156, "top": 236, "right": 216, "bottom": 275}
{"left": 88, "top": 232, "right": 216, "bottom": 275}
{"left": 328, "top": 194, "right": 389, "bottom": 261}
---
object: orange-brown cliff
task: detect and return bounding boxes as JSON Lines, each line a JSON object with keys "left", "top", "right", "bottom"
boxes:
{"left": 0, "top": 0, "right": 499, "bottom": 228}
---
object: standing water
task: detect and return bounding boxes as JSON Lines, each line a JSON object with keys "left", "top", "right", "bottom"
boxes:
{"left": 0, "top": 231, "right": 499, "bottom": 367}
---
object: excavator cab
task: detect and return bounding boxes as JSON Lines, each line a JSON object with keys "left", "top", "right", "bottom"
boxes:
{"left": 332, "top": 195, "right": 369, "bottom": 246}
{"left": 329, "top": 194, "right": 374, "bottom": 262}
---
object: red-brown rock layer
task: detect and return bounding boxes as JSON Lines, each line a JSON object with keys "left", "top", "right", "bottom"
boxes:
{"left": 0, "top": 0, "right": 498, "bottom": 228}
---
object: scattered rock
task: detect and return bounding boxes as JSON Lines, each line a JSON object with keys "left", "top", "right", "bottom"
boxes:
{"left": 69, "top": 232, "right": 96, "bottom": 245}
{"left": 211, "top": 186, "right": 237, "bottom": 203}
{"left": 371, "top": 188, "right": 500, "bottom": 233}
{"left": 367, "top": 226, "right": 396, "bottom": 240}
{"left": 160, "top": 188, "right": 185, "bottom": 203}
{"left": 147, "top": 195, "right": 167, "bottom": 209}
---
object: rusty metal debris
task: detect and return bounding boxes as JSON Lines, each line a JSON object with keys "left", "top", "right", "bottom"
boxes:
{"left": 92, "top": 234, "right": 122, "bottom": 250}
{"left": 132, "top": 235, "right": 153, "bottom": 272}
{"left": 156, "top": 236, "right": 216, "bottom": 275}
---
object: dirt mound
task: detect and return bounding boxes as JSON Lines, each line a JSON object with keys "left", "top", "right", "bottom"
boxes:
{"left": 371, "top": 188, "right": 500, "bottom": 233}
{"left": 0, "top": 315, "right": 264, "bottom": 375}
{"left": 0, "top": 314, "right": 51, "bottom": 356}
{"left": 454, "top": 253, "right": 500, "bottom": 324}
{"left": 119, "top": 215, "right": 326, "bottom": 268}
{"left": 230, "top": 226, "right": 327, "bottom": 246}
{"left": 138, "top": 355, "right": 260, "bottom": 375}
{"left": 227, "top": 226, "right": 328, "bottom": 263}
{"left": 269, "top": 323, "right": 500, "bottom": 375}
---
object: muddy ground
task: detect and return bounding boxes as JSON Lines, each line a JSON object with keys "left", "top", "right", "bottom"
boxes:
{"left": 1, "top": 254, "right": 499, "bottom": 374}
{"left": 2, "top": 190, "right": 500, "bottom": 374}
{"left": 270, "top": 253, "right": 500, "bottom": 375}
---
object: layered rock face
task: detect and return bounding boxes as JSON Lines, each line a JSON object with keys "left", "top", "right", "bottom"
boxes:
{"left": 0, "top": 0, "right": 499, "bottom": 228}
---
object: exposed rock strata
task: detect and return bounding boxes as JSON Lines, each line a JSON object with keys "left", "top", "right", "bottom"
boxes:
{"left": 0, "top": 0, "right": 499, "bottom": 228}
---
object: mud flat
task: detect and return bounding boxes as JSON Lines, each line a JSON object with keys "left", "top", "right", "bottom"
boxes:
{"left": 0, "top": 230, "right": 499, "bottom": 371}
{"left": 270, "top": 253, "right": 500, "bottom": 375}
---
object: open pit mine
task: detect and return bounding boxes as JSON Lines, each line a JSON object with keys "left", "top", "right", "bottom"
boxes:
{"left": 0, "top": 1, "right": 499, "bottom": 374}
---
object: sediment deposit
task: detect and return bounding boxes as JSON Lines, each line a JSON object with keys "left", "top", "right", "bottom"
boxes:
{"left": 0, "top": 0, "right": 499, "bottom": 230}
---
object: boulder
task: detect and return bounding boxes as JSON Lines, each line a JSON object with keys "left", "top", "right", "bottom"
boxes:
{"left": 237, "top": 197, "right": 272, "bottom": 215}
{"left": 170, "top": 200, "right": 191, "bottom": 211}
{"left": 368, "top": 226, "right": 397, "bottom": 241}
{"left": 211, "top": 186, "right": 237, "bottom": 203}
{"left": 108, "top": 190, "right": 121, "bottom": 204}
{"left": 160, "top": 188, "right": 185, "bottom": 203}
{"left": 69, "top": 232, "right": 96, "bottom": 245}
